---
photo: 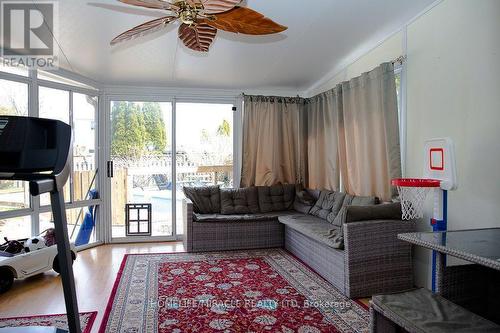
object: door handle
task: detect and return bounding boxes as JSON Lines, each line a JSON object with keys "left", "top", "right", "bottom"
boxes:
{"left": 107, "top": 161, "right": 114, "bottom": 178}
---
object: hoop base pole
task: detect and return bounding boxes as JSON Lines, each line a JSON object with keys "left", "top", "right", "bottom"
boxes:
{"left": 431, "top": 190, "right": 448, "bottom": 293}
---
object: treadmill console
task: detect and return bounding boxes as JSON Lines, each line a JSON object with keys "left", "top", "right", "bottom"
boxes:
{"left": 0, "top": 116, "right": 71, "bottom": 175}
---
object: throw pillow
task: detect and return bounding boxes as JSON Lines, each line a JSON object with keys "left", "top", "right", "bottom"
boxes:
{"left": 309, "top": 190, "right": 346, "bottom": 222}
{"left": 293, "top": 186, "right": 318, "bottom": 214}
{"left": 331, "top": 194, "right": 355, "bottom": 227}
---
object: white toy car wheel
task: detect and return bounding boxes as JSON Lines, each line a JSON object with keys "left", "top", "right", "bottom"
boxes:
{"left": 52, "top": 251, "right": 76, "bottom": 274}
{"left": 0, "top": 267, "right": 14, "bottom": 293}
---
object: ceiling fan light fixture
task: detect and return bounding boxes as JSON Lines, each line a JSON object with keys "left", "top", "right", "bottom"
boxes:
{"left": 179, "top": 10, "right": 196, "bottom": 25}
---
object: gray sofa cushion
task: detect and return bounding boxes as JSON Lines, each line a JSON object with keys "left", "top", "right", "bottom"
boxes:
{"left": 293, "top": 188, "right": 318, "bottom": 214}
{"left": 278, "top": 214, "right": 344, "bottom": 249}
{"left": 327, "top": 193, "right": 381, "bottom": 249}
{"left": 293, "top": 200, "right": 313, "bottom": 214}
{"left": 345, "top": 202, "right": 402, "bottom": 223}
{"left": 193, "top": 210, "right": 296, "bottom": 223}
{"left": 351, "top": 195, "right": 379, "bottom": 206}
{"left": 183, "top": 185, "right": 220, "bottom": 214}
{"left": 332, "top": 194, "right": 380, "bottom": 227}
{"left": 331, "top": 194, "right": 354, "bottom": 227}
{"left": 296, "top": 188, "right": 318, "bottom": 204}
{"left": 309, "top": 190, "right": 346, "bottom": 223}
{"left": 257, "top": 184, "right": 295, "bottom": 213}
{"left": 220, "top": 187, "right": 259, "bottom": 214}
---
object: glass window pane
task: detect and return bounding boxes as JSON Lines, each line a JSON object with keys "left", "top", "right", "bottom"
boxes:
{"left": 40, "top": 185, "right": 70, "bottom": 206}
{"left": 0, "top": 79, "right": 30, "bottom": 211}
{"left": 39, "top": 86, "right": 70, "bottom": 124}
{"left": 0, "top": 216, "right": 31, "bottom": 240}
{"left": 73, "top": 93, "right": 98, "bottom": 202}
{"left": 0, "top": 79, "right": 28, "bottom": 116}
{"left": 40, "top": 206, "right": 98, "bottom": 244}
{"left": 0, "top": 62, "right": 29, "bottom": 77}
{"left": 110, "top": 101, "right": 173, "bottom": 238}
{"left": 395, "top": 71, "right": 402, "bottom": 118}
{"left": 175, "top": 103, "right": 234, "bottom": 235}
{"left": 39, "top": 86, "right": 70, "bottom": 205}
{"left": 0, "top": 181, "right": 30, "bottom": 212}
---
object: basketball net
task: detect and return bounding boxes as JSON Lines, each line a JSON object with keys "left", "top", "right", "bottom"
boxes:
{"left": 397, "top": 186, "right": 432, "bottom": 220}
{"left": 392, "top": 178, "right": 441, "bottom": 220}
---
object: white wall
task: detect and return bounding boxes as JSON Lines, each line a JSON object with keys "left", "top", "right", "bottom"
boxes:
{"left": 406, "top": 0, "right": 500, "bottom": 287}
{"left": 307, "top": 0, "right": 500, "bottom": 288}
{"left": 307, "top": 31, "right": 404, "bottom": 96}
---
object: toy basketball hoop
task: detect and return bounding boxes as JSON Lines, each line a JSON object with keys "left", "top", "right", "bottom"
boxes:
{"left": 393, "top": 138, "right": 458, "bottom": 294}
{"left": 393, "top": 138, "right": 458, "bottom": 221}
{"left": 392, "top": 178, "right": 440, "bottom": 220}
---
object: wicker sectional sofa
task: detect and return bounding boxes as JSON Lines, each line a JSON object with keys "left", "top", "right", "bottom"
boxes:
{"left": 182, "top": 184, "right": 415, "bottom": 298}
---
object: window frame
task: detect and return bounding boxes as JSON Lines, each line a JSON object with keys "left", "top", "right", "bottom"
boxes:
{"left": 0, "top": 76, "right": 31, "bottom": 214}
{"left": 0, "top": 68, "right": 102, "bottom": 248}
{"left": 394, "top": 62, "right": 407, "bottom": 176}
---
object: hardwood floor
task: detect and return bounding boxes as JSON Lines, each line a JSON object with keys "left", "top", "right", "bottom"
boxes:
{"left": 0, "top": 242, "right": 185, "bottom": 333}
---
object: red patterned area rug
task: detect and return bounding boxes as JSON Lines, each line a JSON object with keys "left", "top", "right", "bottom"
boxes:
{"left": 0, "top": 312, "right": 96, "bottom": 333}
{"left": 100, "top": 249, "right": 369, "bottom": 333}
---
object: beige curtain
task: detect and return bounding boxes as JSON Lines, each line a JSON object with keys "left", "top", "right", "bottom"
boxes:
{"left": 241, "top": 95, "right": 305, "bottom": 187}
{"left": 304, "top": 90, "right": 341, "bottom": 190}
{"left": 240, "top": 63, "right": 401, "bottom": 198}
{"left": 338, "top": 62, "right": 401, "bottom": 201}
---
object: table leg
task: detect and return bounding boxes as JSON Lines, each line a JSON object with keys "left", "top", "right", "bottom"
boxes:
{"left": 433, "top": 251, "right": 446, "bottom": 294}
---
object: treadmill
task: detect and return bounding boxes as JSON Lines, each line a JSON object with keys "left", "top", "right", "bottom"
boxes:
{"left": 0, "top": 116, "right": 81, "bottom": 333}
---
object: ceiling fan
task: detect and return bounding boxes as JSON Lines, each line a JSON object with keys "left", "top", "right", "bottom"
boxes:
{"left": 110, "top": 0, "right": 288, "bottom": 52}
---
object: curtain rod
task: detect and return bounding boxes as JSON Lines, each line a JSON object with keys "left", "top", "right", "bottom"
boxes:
{"left": 392, "top": 55, "right": 407, "bottom": 65}
{"left": 241, "top": 93, "right": 304, "bottom": 99}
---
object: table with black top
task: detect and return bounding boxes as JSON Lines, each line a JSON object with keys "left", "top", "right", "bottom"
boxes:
{"left": 399, "top": 228, "right": 500, "bottom": 324}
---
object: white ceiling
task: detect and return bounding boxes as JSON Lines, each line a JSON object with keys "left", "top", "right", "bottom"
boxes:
{"left": 55, "top": 0, "right": 436, "bottom": 91}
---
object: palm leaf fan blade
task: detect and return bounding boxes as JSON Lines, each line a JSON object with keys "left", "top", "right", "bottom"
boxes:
{"left": 178, "top": 23, "right": 217, "bottom": 52}
{"left": 117, "top": 0, "right": 173, "bottom": 10}
{"left": 111, "top": 16, "right": 177, "bottom": 45}
{"left": 187, "top": 0, "right": 242, "bottom": 14}
{"left": 206, "top": 6, "right": 287, "bottom": 35}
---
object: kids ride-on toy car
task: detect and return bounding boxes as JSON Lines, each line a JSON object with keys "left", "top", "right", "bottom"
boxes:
{"left": 0, "top": 230, "right": 77, "bottom": 293}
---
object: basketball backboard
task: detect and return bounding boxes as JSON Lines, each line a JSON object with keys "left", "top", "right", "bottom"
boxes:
{"left": 423, "top": 137, "right": 458, "bottom": 191}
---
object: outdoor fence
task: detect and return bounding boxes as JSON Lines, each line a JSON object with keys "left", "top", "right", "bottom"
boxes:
{"left": 110, "top": 154, "right": 233, "bottom": 229}
{"left": 1, "top": 153, "right": 232, "bottom": 238}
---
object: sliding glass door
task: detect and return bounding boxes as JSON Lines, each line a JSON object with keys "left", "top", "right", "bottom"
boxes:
{"left": 109, "top": 101, "right": 173, "bottom": 239}
{"left": 175, "top": 103, "right": 234, "bottom": 235}
{"left": 38, "top": 85, "right": 100, "bottom": 245}
{"left": 107, "top": 100, "right": 236, "bottom": 241}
